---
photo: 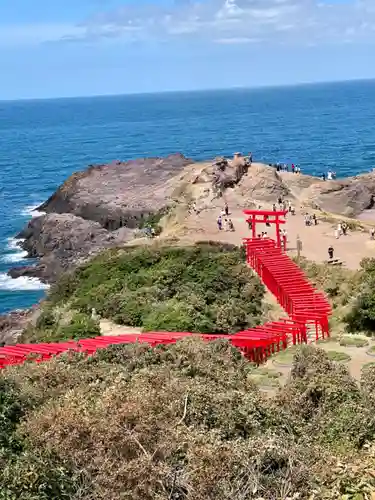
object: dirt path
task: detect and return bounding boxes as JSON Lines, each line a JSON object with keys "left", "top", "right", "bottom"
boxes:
{"left": 176, "top": 196, "right": 374, "bottom": 270}
{"left": 100, "top": 319, "right": 142, "bottom": 337}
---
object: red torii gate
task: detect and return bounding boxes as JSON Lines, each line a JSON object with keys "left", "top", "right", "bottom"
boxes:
{"left": 244, "top": 209, "right": 287, "bottom": 248}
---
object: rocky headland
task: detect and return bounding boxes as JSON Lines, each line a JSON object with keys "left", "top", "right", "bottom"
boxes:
{"left": 8, "top": 154, "right": 375, "bottom": 285}
{"left": 4, "top": 153, "right": 375, "bottom": 344}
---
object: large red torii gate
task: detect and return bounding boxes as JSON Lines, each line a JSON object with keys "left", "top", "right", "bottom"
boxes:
{"left": 244, "top": 209, "right": 287, "bottom": 248}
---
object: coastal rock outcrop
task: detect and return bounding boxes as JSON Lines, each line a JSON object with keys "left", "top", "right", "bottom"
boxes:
{"left": 300, "top": 174, "right": 375, "bottom": 216}
{"left": 37, "top": 154, "right": 194, "bottom": 230}
{"left": 236, "top": 164, "right": 292, "bottom": 203}
{"left": 13, "top": 213, "right": 134, "bottom": 282}
{"left": 0, "top": 309, "right": 38, "bottom": 345}
{"left": 9, "top": 154, "right": 375, "bottom": 285}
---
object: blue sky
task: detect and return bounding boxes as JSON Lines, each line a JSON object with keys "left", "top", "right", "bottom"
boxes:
{"left": 1, "top": 0, "right": 375, "bottom": 99}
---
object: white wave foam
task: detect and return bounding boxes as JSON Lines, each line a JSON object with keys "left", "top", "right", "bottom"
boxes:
{"left": 0, "top": 273, "right": 49, "bottom": 291}
{"left": 6, "top": 237, "right": 24, "bottom": 251}
{"left": 21, "top": 204, "right": 45, "bottom": 218}
{"left": 2, "top": 250, "right": 28, "bottom": 263}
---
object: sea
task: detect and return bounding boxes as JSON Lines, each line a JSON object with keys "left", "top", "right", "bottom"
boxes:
{"left": 1, "top": 79, "right": 375, "bottom": 314}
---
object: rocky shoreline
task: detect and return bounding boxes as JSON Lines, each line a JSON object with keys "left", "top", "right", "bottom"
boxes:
{"left": 3, "top": 152, "right": 375, "bottom": 344}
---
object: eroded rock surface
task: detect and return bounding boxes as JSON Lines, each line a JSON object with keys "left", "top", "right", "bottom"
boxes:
{"left": 0, "top": 309, "right": 38, "bottom": 346}
{"left": 38, "top": 154, "right": 194, "bottom": 230}
{"left": 13, "top": 213, "right": 134, "bottom": 282}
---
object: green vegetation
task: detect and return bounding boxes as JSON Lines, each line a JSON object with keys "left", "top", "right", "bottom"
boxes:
{"left": 1, "top": 342, "right": 375, "bottom": 499}
{"left": 22, "top": 310, "right": 100, "bottom": 344}
{"left": 296, "top": 257, "right": 375, "bottom": 337}
{"left": 138, "top": 207, "right": 171, "bottom": 235}
{"left": 339, "top": 335, "right": 369, "bottom": 348}
{"left": 296, "top": 257, "right": 361, "bottom": 308}
{"left": 345, "top": 258, "right": 375, "bottom": 335}
{"left": 28, "top": 243, "right": 264, "bottom": 343}
{"left": 326, "top": 350, "right": 351, "bottom": 362}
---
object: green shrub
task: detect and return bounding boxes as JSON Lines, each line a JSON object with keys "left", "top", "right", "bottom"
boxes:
{"left": 58, "top": 313, "right": 100, "bottom": 340}
{"left": 46, "top": 243, "right": 264, "bottom": 337}
{"left": 0, "top": 378, "right": 27, "bottom": 453}
{"left": 344, "top": 258, "right": 375, "bottom": 335}
{"left": 0, "top": 450, "right": 84, "bottom": 500}
{"left": 21, "top": 312, "right": 100, "bottom": 344}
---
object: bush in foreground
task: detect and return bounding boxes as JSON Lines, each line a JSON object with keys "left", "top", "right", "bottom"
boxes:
{"left": 1, "top": 342, "right": 375, "bottom": 499}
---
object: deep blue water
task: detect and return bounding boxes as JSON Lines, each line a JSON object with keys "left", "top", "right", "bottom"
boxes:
{"left": 1, "top": 80, "right": 375, "bottom": 314}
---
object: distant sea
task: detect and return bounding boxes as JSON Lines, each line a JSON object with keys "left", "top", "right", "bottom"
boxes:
{"left": 1, "top": 80, "right": 375, "bottom": 314}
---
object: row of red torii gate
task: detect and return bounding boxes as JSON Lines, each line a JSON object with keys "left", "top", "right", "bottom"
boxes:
{"left": 0, "top": 209, "right": 331, "bottom": 368}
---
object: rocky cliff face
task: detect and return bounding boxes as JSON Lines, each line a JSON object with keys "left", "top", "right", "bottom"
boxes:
{"left": 0, "top": 309, "right": 38, "bottom": 346}
{"left": 299, "top": 175, "right": 375, "bottom": 216}
{"left": 12, "top": 213, "right": 135, "bottom": 282}
{"left": 8, "top": 155, "right": 197, "bottom": 282}
{"left": 237, "top": 166, "right": 375, "bottom": 217}
{"left": 38, "top": 154, "right": 194, "bottom": 230}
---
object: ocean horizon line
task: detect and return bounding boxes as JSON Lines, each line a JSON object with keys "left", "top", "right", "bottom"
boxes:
{"left": 1, "top": 77, "right": 375, "bottom": 105}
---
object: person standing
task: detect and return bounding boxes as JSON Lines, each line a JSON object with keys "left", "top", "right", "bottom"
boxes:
{"left": 224, "top": 203, "right": 229, "bottom": 216}
{"left": 282, "top": 229, "right": 287, "bottom": 250}
{"left": 370, "top": 228, "right": 375, "bottom": 240}
{"left": 217, "top": 215, "right": 222, "bottom": 231}
{"left": 328, "top": 246, "right": 334, "bottom": 260}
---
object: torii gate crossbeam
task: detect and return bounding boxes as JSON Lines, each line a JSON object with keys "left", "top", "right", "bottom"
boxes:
{"left": 243, "top": 209, "right": 287, "bottom": 248}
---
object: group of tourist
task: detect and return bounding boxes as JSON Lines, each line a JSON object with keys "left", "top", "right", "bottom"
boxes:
{"left": 273, "top": 197, "right": 296, "bottom": 216}
{"left": 321, "top": 170, "right": 337, "bottom": 181}
{"left": 334, "top": 222, "right": 348, "bottom": 239}
{"left": 304, "top": 213, "right": 318, "bottom": 226}
{"left": 217, "top": 203, "right": 235, "bottom": 232}
{"left": 272, "top": 163, "right": 302, "bottom": 174}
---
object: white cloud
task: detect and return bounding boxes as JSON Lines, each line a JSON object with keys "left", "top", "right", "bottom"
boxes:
{"left": 3, "top": 0, "right": 375, "bottom": 47}
{"left": 78, "top": 0, "right": 375, "bottom": 45}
